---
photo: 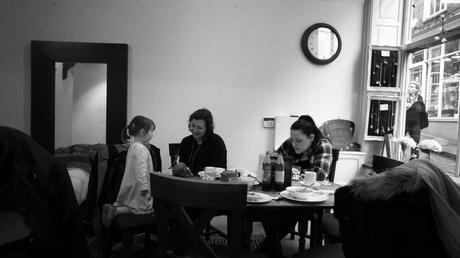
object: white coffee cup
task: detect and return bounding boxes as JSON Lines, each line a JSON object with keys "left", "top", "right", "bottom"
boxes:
{"left": 300, "top": 171, "right": 317, "bottom": 186}
{"left": 204, "top": 166, "right": 216, "bottom": 181}
{"left": 204, "top": 166, "right": 215, "bottom": 173}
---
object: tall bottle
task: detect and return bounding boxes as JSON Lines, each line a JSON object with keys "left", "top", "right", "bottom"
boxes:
{"left": 261, "top": 152, "right": 272, "bottom": 191}
{"left": 274, "top": 154, "right": 285, "bottom": 191}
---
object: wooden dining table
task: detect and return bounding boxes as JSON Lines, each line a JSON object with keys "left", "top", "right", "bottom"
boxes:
{"left": 182, "top": 174, "right": 341, "bottom": 258}
{"left": 245, "top": 181, "right": 340, "bottom": 258}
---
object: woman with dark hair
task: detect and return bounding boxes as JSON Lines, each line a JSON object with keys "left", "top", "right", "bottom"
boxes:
{"left": 259, "top": 115, "right": 333, "bottom": 256}
{"left": 176, "top": 108, "right": 227, "bottom": 175}
{"left": 277, "top": 115, "right": 333, "bottom": 180}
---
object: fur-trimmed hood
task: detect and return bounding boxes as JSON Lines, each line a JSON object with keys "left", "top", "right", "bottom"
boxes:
{"left": 349, "top": 159, "right": 460, "bottom": 258}
{"left": 349, "top": 162, "right": 425, "bottom": 201}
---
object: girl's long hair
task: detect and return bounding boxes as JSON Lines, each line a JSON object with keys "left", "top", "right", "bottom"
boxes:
{"left": 121, "top": 115, "right": 155, "bottom": 143}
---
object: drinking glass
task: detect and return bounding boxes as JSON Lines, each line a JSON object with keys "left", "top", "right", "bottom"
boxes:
{"left": 318, "top": 168, "right": 330, "bottom": 185}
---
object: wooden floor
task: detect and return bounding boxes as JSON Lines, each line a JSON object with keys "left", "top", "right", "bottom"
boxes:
{"left": 211, "top": 215, "right": 307, "bottom": 257}
{"left": 90, "top": 214, "right": 306, "bottom": 258}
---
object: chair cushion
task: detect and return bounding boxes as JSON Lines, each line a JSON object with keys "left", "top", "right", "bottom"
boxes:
{"left": 68, "top": 167, "right": 90, "bottom": 205}
{"left": 114, "top": 213, "right": 155, "bottom": 230}
{"left": 0, "top": 210, "right": 31, "bottom": 246}
{"left": 292, "top": 243, "right": 344, "bottom": 258}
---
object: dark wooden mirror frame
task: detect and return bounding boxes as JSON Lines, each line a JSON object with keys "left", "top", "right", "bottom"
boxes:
{"left": 31, "top": 40, "right": 128, "bottom": 153}
{"left": 301, "top": 23, "right": 342, "bottom": 65}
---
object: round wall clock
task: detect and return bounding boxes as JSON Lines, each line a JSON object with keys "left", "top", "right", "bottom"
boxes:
{"left": 301, "top": 23, "right": 342, "bottom": 65}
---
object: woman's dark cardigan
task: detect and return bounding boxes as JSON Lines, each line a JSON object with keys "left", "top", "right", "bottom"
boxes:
{"left": 178, "top": 133, "right": 227, "bottom": 175}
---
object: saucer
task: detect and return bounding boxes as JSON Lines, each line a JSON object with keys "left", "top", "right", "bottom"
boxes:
{"left": 280, "top": 190, "right": 328, "bottom": 202}
{"left": 246, "top": 192, "right": 272, "bottom": 203}
{"left": 300, "top": 181, "right": 321, "bottom": 187}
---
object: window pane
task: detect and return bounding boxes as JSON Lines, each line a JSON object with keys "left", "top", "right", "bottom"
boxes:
{"left": 410, "top": 66, "right": 423, "bottom": 86}
{"left": 427, "top": 60, "right": 441, "bottom": 117}
{"left": 445, "top": 39, "right": 460, "bottom": 54}
{"left": 442, "top": 58, "right": 460, "bottom": 117}
{"left": 430, "top": 45, "right": 441, "bottom": 59}
{"left": 411, "top": 50, "right": 424, "bottom": 63}
{"left": 441, "top": 82, "right": 459, "bottom": 117}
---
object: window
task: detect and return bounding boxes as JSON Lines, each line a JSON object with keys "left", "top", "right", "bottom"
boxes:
{"left": 404, "top": 0, "right": 460, "bottom": 176}
{"left": 408, "top": 1, "right": 460, "bottom": 42}
{"left": 424, "top": 0, "right": 446, "bottom": 20}
{"left": 408, "top": 41, "right": 460, "bottom": 119}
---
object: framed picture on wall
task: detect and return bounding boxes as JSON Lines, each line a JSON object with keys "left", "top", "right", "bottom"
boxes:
{"left": 364, "top": 95, "right": 399, "bottom": 141}
{"left": 367, "top": 46, "right": 401, "bottom": 92}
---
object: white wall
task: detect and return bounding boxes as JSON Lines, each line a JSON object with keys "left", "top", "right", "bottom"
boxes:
{"left": 0, "top": 0, "right": 365, "bottom": 172}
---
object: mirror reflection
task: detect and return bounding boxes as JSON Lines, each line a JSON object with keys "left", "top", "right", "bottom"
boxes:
{"left": 54, "top": 62, "right": 107, "bottom": 148}
{"left": 308, "top": 27, "right": 339, "bottom": 60}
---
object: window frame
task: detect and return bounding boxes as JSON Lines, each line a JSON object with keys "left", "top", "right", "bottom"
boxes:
{"left": 403, "top": 1, "right": 460, "bottom": 176}
{"left": 423, "top": 0, "right": 447, "bottom": 21}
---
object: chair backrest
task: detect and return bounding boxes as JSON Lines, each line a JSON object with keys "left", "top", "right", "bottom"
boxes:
{"left": 334, "top": 185, "right": 447, "bottom": 258}
{"left": 328, "top": 149, "right": 340, "bottom": 182}
{"left": 372, "top": 155, "right": 403, "bottom": 173}
{"left": 168, "top": 143, "right": 181, "bottom": 167}
{"left": 150, "top": 173, "right": 247, "bottom": 258}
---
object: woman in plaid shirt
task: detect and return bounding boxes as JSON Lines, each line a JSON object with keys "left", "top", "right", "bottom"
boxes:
{"left": 259, "top": 115, "right": 333, "bottom": 255}
{"left": 277, "top": 115, "right": 333, "bottom": 181}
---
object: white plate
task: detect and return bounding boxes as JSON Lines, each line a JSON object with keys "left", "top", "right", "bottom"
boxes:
{"left": 300, "top": 181, "right": 321, "bottom": 187}
{"left": 280, "top": 190, "right": 328, "bottom": 202}
{"left": 246, "top": 192, "right": 273, "bottom": 203}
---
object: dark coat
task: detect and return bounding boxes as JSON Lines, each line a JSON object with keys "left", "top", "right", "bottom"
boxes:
{"left": 0, "top": 126, "right": 88, "bottom": 258}
{"left": 405, "top": 95, "right": 428, "bottom": 142}
{"left": 335, "top": 184, "right": 447, "bottom": 258}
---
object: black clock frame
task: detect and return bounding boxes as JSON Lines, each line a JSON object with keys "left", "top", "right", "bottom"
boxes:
{"left": 301, "top": 23, "right": 342, "bottom": 65}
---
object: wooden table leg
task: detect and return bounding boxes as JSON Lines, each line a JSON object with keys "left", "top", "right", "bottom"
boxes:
{"left": 309, "top": 210, "right": 324, "bottom": 248}
{"left": 267, "top": 220, "right": 281, "bottom": 258}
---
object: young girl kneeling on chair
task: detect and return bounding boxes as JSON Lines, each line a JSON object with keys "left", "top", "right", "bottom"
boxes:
{"left": 102, "top": 115, "right": 156, "bottom": 227}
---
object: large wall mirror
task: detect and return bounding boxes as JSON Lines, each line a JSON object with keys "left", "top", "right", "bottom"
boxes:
{"left": 31, "top": 41, "right": 128, "bottom": 153}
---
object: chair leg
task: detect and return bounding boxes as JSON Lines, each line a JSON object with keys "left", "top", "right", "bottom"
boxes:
{"left": 121, "top": 232, "right": 133, "bottom": 258}
{"left": 290, "top": 225, "right": 296, "bottom": 240}
{"left": 144, "top": 232, "right": 151, "bottom": 258}
{"left": 242, "top": 220, "right": 252, "bottom": 249}
{"left": 204, "top": 225, "right": 212, "bottom": 240}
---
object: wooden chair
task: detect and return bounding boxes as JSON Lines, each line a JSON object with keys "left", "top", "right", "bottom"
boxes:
{"left": 371, "top": 155, "right": 404, "bottom": 173}
{"left": 150, "top": 172, "right": 265, "bottom": 258}
{"left": 289, "top": 149, "right": 340, "bottom": 244}
{"left": 100, "top": 148, "right": 157, "bottom": 258}
{"left": 320, "top": 154, "right": 404, "bottom": 245}
{"left": 169, "top": 142, "right": 228, "bottom": 240}
{"left": 168, "top": 143, "right": 181, "bottom": 167}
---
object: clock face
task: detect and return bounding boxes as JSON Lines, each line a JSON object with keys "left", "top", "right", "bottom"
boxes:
{"left": 301, "top": 23, "right": 341, "bottom": 65}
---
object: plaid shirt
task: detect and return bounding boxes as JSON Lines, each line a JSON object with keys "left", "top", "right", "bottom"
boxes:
{"left": 277, "top": 137, "right": 332, "bottom": 181}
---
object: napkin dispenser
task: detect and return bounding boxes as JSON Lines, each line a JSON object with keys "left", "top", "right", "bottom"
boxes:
{"left": 221, "top": 170, "right": 238, "bottom": 182}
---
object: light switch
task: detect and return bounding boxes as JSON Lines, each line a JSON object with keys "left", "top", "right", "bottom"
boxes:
{"left": 263, "top": 117, "right": 275, "bottom": 128}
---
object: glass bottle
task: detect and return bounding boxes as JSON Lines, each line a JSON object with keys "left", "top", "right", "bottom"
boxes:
{"left": 261, "top": 152, "right": 272, "bottom": 191}
{"left": 274, "top": 154, "right": 285, "bottom": 191}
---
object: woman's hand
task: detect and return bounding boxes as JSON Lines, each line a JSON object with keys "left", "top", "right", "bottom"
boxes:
{"left": 172, "top": 162, "right": 193, "bottom": 177}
